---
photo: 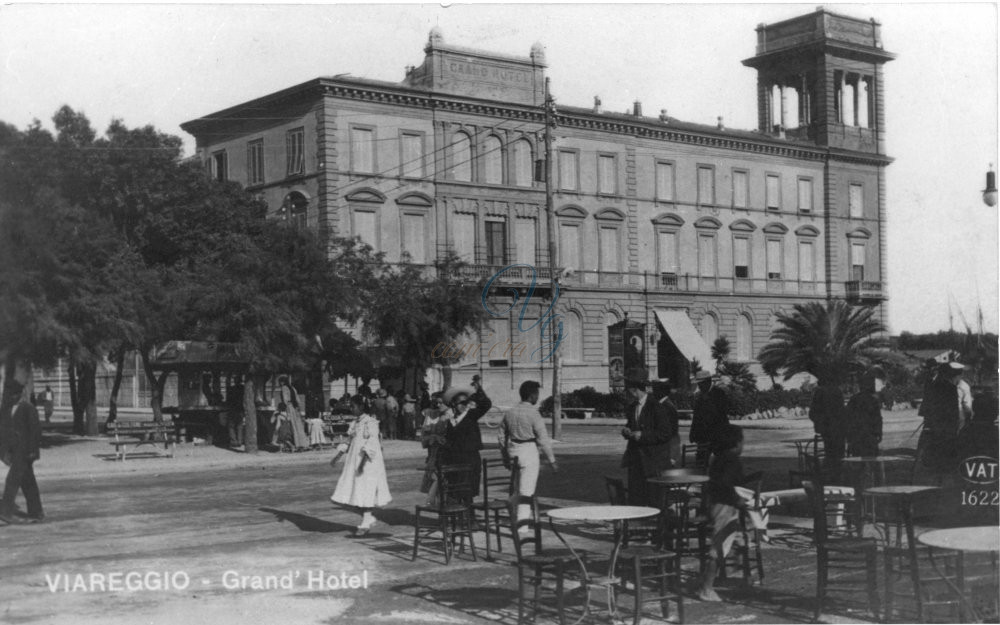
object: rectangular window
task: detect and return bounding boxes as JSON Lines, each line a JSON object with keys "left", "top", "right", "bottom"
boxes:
{"left": 851, "top": 242, "right": 866, "bottom": 280}
{"left": 657, "top": 231, "right": 678, "bottom": 274}
{"left": 766, "top": 173, "right": 781, "bottom": 210}
{"left": 732, "top": 170, "right": 748, "bottom": 209}
{"left": 698, "top": 234, "right": 716, "bottom": 277}
{"left": 515, "top": 218, "right": 536, "bottom": 265}
{"left": 211, "top": 150, "right": 228, "bottom": 182}
{"left": 353, "top": 210, "right": 378, "bottom": 250}
{"left": 401, "top": 213, "right": 426, "bottom": 264}
{"left": 487, "top": 318, "right": 511, "bottom": 366}
{"left": 597, "top": 154, "right": 616, "bottom": 194}
{"left": 799, "top": 240, "right": 815, "bottom": 281}
{"left": 599, "top": 226, "right": 620, "bottom": 272}
{"left": 734, "top": 236, "right": 750, "bottom": 278}
{"left": 798, "top": 177, "right": 813, "bottom": 212}
{"left": 767, "top": 239, "right": 783, "bottom": 279}
{"left": 453, "top": 213, "right": 476, "bottom": 262}
{"left": 286, "top": 128, "right": 305, "bottom": 176}
{"left": 485, "top": 220, "right": 507, "bottom": 266}
{"left": 655, "top": 161, "right": 675, "bottom": 201}
{"left": 697, "top": 165, "right": 715, "bottom": 206}
{"left": 351, "top": 126, "right": 375, "bottom": 173}
{"left": 849, "top": 183, "right": 864, "bottom": 218}
{"left": 246, "top": 140, "right": 264, "bottom": 185}
{"left": 400, "top": 132, "right": 423, "bottom": 178}
{"left": 558, "top": 150, "right": 578, "bottom": 191}
{"left": 559, "top": 223, "right": 580, "bottom": 268}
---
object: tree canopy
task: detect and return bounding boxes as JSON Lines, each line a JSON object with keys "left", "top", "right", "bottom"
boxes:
{"left": 757, "top": 300, "right": 889, "bottom": 384}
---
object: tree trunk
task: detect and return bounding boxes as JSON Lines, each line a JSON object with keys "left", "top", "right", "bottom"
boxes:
{"left": 68, "top": 360, "right": 85, "bottom": 435}
{"left": 243, "top": 377, "right": 258, "bottom": 455}
{"left": 108, "top": 347, "right": 126, "bottom": 424}
{"left": 0, "top": 357, "right": 27, "bottom": 450}
{"left": 441, "top": 364, "right": 453, "bottom": 391}
{"left": 78, "top": 362, "right": 99, "bottom": 436}
{"left": 139, "top": 347, "right": 165, "bottom": 423}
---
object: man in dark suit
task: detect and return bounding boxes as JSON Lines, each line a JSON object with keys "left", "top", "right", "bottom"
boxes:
{"left": 0, "top": 380, "right": 44, "bottom": 524}
{"left": 440, "top": 376, "right": 492, "bottom": 502}
{"left": 621, "top": 369, "right": 674, "bottom": 506}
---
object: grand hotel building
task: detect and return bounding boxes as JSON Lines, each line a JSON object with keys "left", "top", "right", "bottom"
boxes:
{"left": 182, "top": 7, "right": 893, "bottom": 395}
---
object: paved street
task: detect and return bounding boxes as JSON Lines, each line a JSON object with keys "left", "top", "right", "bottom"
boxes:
{"left": 0, "top": 410, "right": 994, "bottom": 624}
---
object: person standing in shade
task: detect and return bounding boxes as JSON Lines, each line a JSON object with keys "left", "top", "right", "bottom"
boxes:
{"left": 371, "top": 389, "right": 390, "bottom": 440}
{"left": 690, "top": 371, "right": 730, "bottom": 466}
{"left": 917, "top": 362, "right": 967, "bottom": 476}
{"left": 277, "top": 376, "right": 308, "bottom": 451}
{"left": 0, "top": 381, "right": 44, "bottom": 524}
{"left": 40, "top": 386, "right": 54, "bottom": 424}
{"left": 810, "top": 377, "right": 846, "bottom": 476}
{"left": 330, "top": 395, "right": 391, "bottom": 536}
{"left": 845, "top": 368, "right": 884, "bottom": 457}
{"left": 620, "top": 368, "right": 673, "bottom": 506}
{"left": 384, "top": 388, "right": 400, "bottom": 441}
{"left": 440, "top": 376, "right": 492, "bottom": 503}
{"left": 502, "top": 380, "right": 558, "bottom": 524}
{"left": 400, "top": 394, "right": 418, "bottom": 441}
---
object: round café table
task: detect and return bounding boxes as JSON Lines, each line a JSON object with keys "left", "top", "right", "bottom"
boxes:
{"left": 918, "top": 526, "right": 1000, "bottom": 622}
{"left": 546, "top": 505, "right": 660, "bottom": 623}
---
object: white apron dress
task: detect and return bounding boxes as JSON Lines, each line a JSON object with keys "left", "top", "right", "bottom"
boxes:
{"left": 331, "top": 414, "right": 392, "bottom": 508}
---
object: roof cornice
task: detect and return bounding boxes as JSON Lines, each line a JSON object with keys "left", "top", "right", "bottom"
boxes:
{"left": 182, "top": 77, "right": 892, "bottom": 165}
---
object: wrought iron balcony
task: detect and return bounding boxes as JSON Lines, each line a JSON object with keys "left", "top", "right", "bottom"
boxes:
{"left": 450, "top": 264, "right": 554, "bottom": 286}
{"left": 845, "top": 280, "right": 883, "bottom": 303}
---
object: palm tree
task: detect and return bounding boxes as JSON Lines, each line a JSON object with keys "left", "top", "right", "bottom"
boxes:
{"left": 711, "top": 336, "right": 731, "bottom": 368}
{"left": 757, "top": 300, "right": 888, "bottom": 384}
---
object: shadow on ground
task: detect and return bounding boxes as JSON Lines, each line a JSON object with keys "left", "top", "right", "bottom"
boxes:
{"left": 259, "top": 507, "right": 356, "bottom": 533}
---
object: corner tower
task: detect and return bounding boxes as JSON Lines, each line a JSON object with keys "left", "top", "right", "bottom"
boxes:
{"left": 742, "top": 7, "right": 895, "bottom": 153}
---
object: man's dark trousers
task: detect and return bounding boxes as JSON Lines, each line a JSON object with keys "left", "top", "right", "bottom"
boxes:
{"left": 2, "top": 450, "right": 43, "bottom": 518}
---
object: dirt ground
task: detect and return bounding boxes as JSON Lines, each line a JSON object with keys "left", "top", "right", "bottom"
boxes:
{"left": 0, "top": 409, "right": 995, "bottom": 624}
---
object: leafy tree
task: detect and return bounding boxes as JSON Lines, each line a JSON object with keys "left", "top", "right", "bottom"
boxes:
{"left": 362, "top": 253, "right": 491, "bottom": 391}
{"left": 711, "top": 336, "right": 731, "bottom": 367}
{"left": 757, "top": 300, "right": 889, "bottom": 385}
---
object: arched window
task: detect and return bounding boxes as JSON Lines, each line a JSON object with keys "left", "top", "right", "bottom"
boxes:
{"left": 701, "top": 313, "right": 718, "bottom": 346}
{"left": 282, "top": 192, "right": 308, "bottom": 231}
{"left": 511, "top": 139, "right": 533, "bottom": 187}
{"left": 450, "top": 132, "right": 472, "bottom": 182}
{"left": 736, "top": 314, "right": 753, "bottom": 361}
{"left": 483, "top": 136, "right": 502, "bottom": 185}
{"left": 561, "top": 311, "right": 584, "bottom": 363}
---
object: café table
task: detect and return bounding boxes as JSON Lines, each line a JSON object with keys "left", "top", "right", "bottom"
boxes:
{"left": 546, "top": 505, "right": 660, "bottom": 623}
{"left": 918, "top": 526, "right": 1000, "bottom": 622}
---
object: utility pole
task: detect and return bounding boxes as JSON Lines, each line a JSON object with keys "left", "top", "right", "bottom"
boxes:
{"left": 543, "top": 77, "right": 561, "bottom": 440}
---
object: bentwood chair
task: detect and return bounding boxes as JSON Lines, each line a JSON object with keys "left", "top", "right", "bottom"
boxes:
{"left": 412, "top": 464, "right": 478, "bottom": 564}
{"left": 718, "top": 473, "right": 766, "bottom": 586}
{"left": 804, "top": 472, "right": 880, "bottom": 621}
{"left": 507, "top": 495, "right": 585, "bottom": 625}
{"left": 474, "top": 457, "right": 519, "bottom": 560}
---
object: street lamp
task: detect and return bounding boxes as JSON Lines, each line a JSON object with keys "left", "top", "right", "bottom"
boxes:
{"left": 983, "top": 165, "right": 998, "bottom": 207}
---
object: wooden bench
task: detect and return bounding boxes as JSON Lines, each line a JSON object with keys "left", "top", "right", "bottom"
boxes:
{"left": 108, "top": 420, "right": 176, "bottom": 461}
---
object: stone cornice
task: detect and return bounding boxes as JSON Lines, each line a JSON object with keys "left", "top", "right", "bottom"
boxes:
{"left": 184, "top": 76, "right": 893, "bottom": 166}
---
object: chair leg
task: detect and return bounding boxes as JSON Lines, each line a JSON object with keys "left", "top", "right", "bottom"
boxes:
{"left": 556, "top": 563, "right": 566, "bottom": 625}
{"left": 484, "top": 509, "right": 492, "bottom": 561}
{"left": 412, "top": 508, "right": 421, "bottom": 561}
{"left": 866, "top": 551, "right": 881, "bottom": 621}
{"left": 659, "top": 559, "right": 670, "bottom": 620}
{"left": 466, "top": 511, "right": 478, "bottom": 562}
{"left": 533, "top": 563, "right": 542, "bottom": 624}
{"left": 674, "top": 557, "right": 684, "bottom": 624}
{"left": 517, "top": 566, "right": 527, "bottom": 625}
{"left": 633, "top": 558, "right": 643, "bottom": 625}
{"left": 754, "top": 531, "right": 765, "bottom": 583}
{"left": 883, "top": 550, "right": 895, "bottom": 622}
{"left": 441, "top": 516, "right": 452, "bottom": 565}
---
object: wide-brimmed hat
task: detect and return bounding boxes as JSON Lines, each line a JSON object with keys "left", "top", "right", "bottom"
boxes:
{"left": 442, "top": 384, "right": 475, "bottom": 405}
{"left": 691, "top": 370, "right": 713, "bottom": 383}
{"left": 403, "top": 394, "right": 415, "bottom": 402}
{"left": 623, "top": 368, "right": 651, "bottom": 388}
{"left": 938, "top": 361, "right": 965, "bottom": 375}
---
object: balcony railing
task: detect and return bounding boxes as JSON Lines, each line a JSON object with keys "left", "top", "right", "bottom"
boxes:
{"left": 845, "top": 280, "right": 883, "bottom": 302}
{"left": 451, "top": 264, "right": 553, "bottom": 285}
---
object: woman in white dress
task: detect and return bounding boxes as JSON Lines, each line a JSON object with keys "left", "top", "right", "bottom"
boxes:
{"left": 330, "top": 395, "right": 391, "bottom": 535}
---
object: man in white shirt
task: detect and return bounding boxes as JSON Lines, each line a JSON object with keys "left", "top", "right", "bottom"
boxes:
{"left": 502, "top": 380, "right": 557, "bottom": 524}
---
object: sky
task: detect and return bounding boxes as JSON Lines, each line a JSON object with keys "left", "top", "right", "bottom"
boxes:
{"left": 0, "top": 1, "right": 996, "bottom": 335}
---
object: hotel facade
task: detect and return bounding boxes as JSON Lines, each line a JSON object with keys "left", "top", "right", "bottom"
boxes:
{"left": 182, "top": 7, "right": 893, "bottom": 396}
